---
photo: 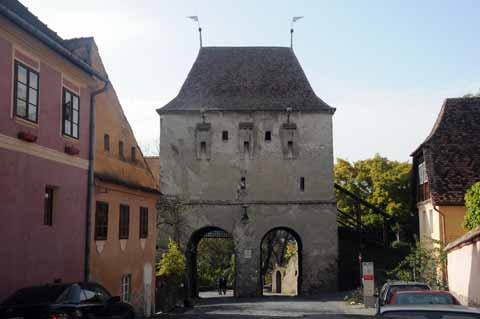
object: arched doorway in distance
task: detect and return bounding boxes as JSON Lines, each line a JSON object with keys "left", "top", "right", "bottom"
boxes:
{"left": 186, "top": 226, "right": 235, "bottom": 299}
{"left": 260, "top": 227, "right": 302, "bottom": 296}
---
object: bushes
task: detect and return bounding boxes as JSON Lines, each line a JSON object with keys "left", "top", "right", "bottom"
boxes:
{"left": 464, "top": 182, "right": 480, "bottom": 230}
{"left": 157, "top": 239, "right": 186, "bottom": 283}
{"left": 388, "top": 240, "right": 447, "bottom": 289}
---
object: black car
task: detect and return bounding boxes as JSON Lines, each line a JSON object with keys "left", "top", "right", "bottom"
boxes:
{"left": 0, "top": 282, "right": 135, "bottom": 319}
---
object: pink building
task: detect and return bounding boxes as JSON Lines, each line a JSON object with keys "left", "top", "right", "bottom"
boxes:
{"left": 0, "top": 0, "right": 107, "bottom": 301}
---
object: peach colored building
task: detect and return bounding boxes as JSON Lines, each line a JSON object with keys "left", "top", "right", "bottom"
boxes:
{"left": 65, "top": 38, "right": 160, "bottom": 316}
{"left": 445, "top": 227, "right": 480, "bottom": 306}
{"left": 411, "top": 97, "right": 480, "bottom": 248}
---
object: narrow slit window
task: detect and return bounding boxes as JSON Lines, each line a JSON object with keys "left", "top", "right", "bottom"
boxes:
{"left": 200, "top": 141, "right": 207, "bottom": 157}
{"left": 118, "top": 141, "right": 124, "bottom": 159}
{"left": 240, "top": 177, "right": 246, "bottom": 190}
{"left": 243, "top": 141, "right": 250, "bottom": 155}
{"left": 44, "top": 186, "right": 54, "bottom": 226}
{"left": 119, "top": 204, "right": 130, "bottom": 239}
{"left": 131, "top": 147, "right": 136, "bottom": 162}
{"left": 265, "top": 131, "right": 272, "bottom": 141}
{"left": 139, "top": 207, "right": 148, "bottom": 238}
{"left": 222, "top": 131, "right": 229, "bottom": 141}
{"left": 300, "top": 177, "right": 305, "bottom": 192}
{"left": 287, "top": 141, "right": 294, "bottom": 158}
{"left": 104, "top": 134, "right": 110, "bottom": 151}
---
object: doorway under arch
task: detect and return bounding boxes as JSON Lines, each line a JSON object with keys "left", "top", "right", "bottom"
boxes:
{"left": 186, "top": 226, "right": 235, "bottom": 298}
{"left": 260, "top": 227, "right": 303, "bottom": 296}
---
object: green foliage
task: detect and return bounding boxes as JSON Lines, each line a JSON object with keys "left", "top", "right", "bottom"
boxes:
{"left": 388, "top": 240, "right": 447, "bottom": 289}
{"left": 464, "top": 181, "right": 480, "bottom": 230}
{"left": 197, "top": 238, "right": 235, "bottom": 288}
{"left": 156, "top": 239, "right": 186, "bottom": 283}
{"left": 335, "top": 154, "right": 413, "bottom": 238}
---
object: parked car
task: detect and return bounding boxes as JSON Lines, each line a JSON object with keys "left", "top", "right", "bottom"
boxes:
{"left": 376, "top": 281, "right": 431, "bottom": 309}
{"left": 389, "top": 290, "right": 461, "bottom": 305}
{"left": 378, "top": 304, "right": 480, "bottom": 318}
{"left": 0, "top": 282, "right": 135, "bottom": 319}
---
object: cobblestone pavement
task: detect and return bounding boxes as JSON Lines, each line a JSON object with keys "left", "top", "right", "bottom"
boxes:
{"left": 155, "top": 292, "right": 376, "bottom": 318}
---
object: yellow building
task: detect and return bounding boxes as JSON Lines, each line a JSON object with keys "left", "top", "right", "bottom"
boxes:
{"left": 411, "top": 97, "right": 480, "bottom": 247}
{"left": 65, "top": 38, "right": 160, "bottom": 316}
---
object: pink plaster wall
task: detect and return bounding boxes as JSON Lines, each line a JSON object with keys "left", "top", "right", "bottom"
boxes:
{"left": 0, "top": 35, "right": 91, "bottom": 300}
{"left": 0, "top": 149, "right": 87, "bottom": 301}
{"left": 447, "top": 240, "right": 480, "bottom": 306}
{"left": 0, "top": 35, "right": 91, "bottom": 159}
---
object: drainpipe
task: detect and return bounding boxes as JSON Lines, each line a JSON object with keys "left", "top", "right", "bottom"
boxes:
{"left": 84, "top": 81, "right": 109, "bottom": 281}
{"left": 433, "top": 205, "right": 448, "bottom": 285}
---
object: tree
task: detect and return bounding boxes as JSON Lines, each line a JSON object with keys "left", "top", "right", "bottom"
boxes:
{"left": 197, "top": 237, "right": 235, "bottom": 287}
{"left": 464, "top": 181, "right": 480, "bottom": 230}
{"left": 388, "top": 239, "right": 447, "bottom": 289}
{"left": 156, "top": 239, "right": 186, "bottom": 284}
{"left": 157, "top": 195, "right": 187, "bottom": 245}
{"left": 335, "top": 154, "right": 413, "bottom": 241}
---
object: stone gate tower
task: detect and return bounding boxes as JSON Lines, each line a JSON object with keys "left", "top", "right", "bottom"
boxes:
{"left": 157, "top": 47, "right": 337, "bottom": 296}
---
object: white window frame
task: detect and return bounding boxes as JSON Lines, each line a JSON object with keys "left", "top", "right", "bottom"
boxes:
{"left": 121, "top": 274, "right": 131, "bottom": 303}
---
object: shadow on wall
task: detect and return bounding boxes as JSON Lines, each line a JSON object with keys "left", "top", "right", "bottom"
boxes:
{"left": 468, "top": 241, "right": 480, "bottom": 306}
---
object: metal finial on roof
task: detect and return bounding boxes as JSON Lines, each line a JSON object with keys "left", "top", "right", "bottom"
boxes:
{"left": 290, "top": 16, "right": 304, "bottom": 49}
{"left": 187, "top": 16, "right": 203, "bottom": 48}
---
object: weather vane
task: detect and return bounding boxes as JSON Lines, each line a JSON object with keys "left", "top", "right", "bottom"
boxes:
{"left": 290, "top": 16, "right": 304, "bottom": 49}
{"left": 187, "top": 16, "right": 202, "bottom": 48}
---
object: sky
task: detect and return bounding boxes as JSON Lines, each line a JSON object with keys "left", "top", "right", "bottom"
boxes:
{"left": 22, "top": 0, "right": 480, "bottom": 162}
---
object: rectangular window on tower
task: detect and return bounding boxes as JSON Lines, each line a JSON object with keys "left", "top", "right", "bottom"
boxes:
{"left": 300, "top": 177, "right": 305, "bottom": 192}
{"left": 265, "top": 131, "right": 272, "bottom": 141}
{"left": 222, "top": 131, "right": 229, "bottom": 141}
{"left": 243, "top": 141, "right": 250, "bottom": 156}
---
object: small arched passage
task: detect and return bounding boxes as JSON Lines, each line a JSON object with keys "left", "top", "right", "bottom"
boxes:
{"left": 260, "top": 227, "right": 303, "bottom": 296}
{"left": 186, "top": 226, "right": 235, "bottom": 298}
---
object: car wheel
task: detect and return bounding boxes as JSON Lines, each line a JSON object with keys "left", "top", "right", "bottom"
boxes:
{"left": 125, "top": 311, "right": 135, "bottom": 319}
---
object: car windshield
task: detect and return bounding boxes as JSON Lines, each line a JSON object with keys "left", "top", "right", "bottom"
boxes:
{"left": 2, "top": 285, "right": 69, "bottom": 305}
{"left": 387, "top": 285, "right": 429, "bottom": 302}
{"left": 382, "top": 311, "right": 480, "bottom": 319}
{"left": 394, "top": 293, "right": 455, "bottom": 305}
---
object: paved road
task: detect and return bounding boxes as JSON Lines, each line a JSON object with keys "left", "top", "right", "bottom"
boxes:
{"left": 155, "top": 293, "right": 376, "bottom": 318}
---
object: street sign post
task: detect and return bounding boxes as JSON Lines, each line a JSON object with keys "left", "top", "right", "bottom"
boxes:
{"left": 362, "top": 261, "right": 375, "bottom": 308}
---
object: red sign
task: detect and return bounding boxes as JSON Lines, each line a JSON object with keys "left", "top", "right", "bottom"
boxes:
{"left": 363, "top": 274, "right": 374, "bottom": 281}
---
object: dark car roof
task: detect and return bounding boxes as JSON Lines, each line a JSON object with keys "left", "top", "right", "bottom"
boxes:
{"left": 1, "top": 283, "right": 71, "bottom": 305}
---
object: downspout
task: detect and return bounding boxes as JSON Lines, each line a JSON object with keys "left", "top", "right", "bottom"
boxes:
{"left": 433, "top": 205, "right": 448, "bottom": 285}
{"left": 84, "top": 80, "right": 109, "bottom": 281}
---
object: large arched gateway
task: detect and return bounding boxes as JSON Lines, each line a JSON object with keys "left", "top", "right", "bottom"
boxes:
{"left": 157, "top": 46, "right": 338, "bottom": 297}
{"left": 186, "top": 226, "right": 235, "bottom": 298}
{"left": 260, "top": 227, "right": 303, "bottom": 296}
